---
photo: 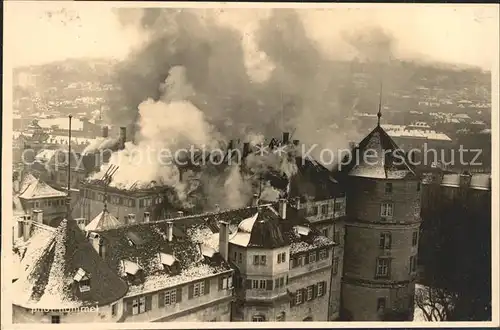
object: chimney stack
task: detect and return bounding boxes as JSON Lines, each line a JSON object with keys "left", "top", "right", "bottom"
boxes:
{"left": 128, "top": 214, "right": 136, "bottom": 224}
{"left": 282, "top": 132, "right": 290, "bottom": 144}
{"left": 102, "top": 126, "right": 109, "bottom": 138}
{"left": 166, "top": 221, "right": 173, "bottom": 242}
{"left": 177, "top": 211, "right": 184, "bottom": 218}
{"left": 16, "top": 218, "right": 24, "bottom": 238}
{"left": 23, "top": 215, "right": 32, "bottom": 242}
{"left": 119, "top": 127, "right": 127, "bottom": 149}
{"left": 278, "top": 199, "right": 287, "bottom": 220}
{"left": 32, "top": 209, "right": 43, "bottom": 224}
{"left": 242, "top": 142, "right": 250, "bottom": 158}
{"left": 215, "top": 204, "right": 220, "bottom": 213}
{"left": 293, "top": 139, "right": 299, "bottom": 146}
{"left": 144, "top": 212, "right": 151, "bottom": 223}
{"left": 219, "top": 221, "right": 229, "bottom": 261}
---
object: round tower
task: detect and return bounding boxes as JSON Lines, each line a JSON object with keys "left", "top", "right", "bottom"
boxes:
{"left": 336, "top": 124, "right": 421, "bottom": 321}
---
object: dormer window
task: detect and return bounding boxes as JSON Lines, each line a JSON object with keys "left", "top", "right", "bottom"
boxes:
{"left": 159, "top": 252, "right": 180, "bottom": 274}
{"left": 122, "top": 260, "right": 143, "bottom": 283}
{"left": 74, "top": 268, "right": 91, "bottom": 293}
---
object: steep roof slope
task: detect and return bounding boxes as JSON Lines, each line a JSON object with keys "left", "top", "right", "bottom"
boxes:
{"left": 338, "top": 125, "right": 416, "bottom": 180}
{"left": 13, "top": 219, "right": 128, "bottom": 309}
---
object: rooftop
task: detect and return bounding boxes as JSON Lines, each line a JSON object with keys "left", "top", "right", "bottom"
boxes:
{"left": 339, "top": 125, "right": 416, "bottom": 180}
{"left": 12, "top": 219, "right": 128, "bottom": 309}
{"left": 18, "top": 177, "right": 67, "bottom": 200}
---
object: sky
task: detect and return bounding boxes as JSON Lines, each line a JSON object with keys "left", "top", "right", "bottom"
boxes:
{"left": 4, "top": 3, "right": 499, "bottom": 70}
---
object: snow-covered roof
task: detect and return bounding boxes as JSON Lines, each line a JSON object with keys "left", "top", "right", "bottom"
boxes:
{"left": 18, "top": 178, "right": 67, "bottom": 200}
{"left": 340, "top": 125, "right": 416, "bottom": 180}
{"left": 85, "top": 209, "right": 122, "bottom": 232}
{"left": 38, "top": 117, "right": 85, "bottom": 131}
{"left": 12, "top": 219, "right": 128, "bottom": 309}
{"left": 381, "top": 124, "right": 452, "bottom": 142}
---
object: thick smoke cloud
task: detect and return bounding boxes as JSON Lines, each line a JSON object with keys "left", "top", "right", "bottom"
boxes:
{"left": 101, "top": 8, "right": 407, "bottom": 211}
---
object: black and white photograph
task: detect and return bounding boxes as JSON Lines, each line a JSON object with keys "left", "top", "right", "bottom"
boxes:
{"left": 2, "top": 2, "right": 499, "bottom": 326}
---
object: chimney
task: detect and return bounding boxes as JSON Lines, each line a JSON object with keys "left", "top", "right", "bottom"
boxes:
{"left": 102, "top": 126, "right": 109, "bottom": 138}
{"left": 128, "top": 214, "right": 136, "bottom": 224}
{"left": 119, "top": 127, "right": 126, "bottom": 148}
{"left": 144, "top": 212, "right": 151, "bottom": 223}
{"left": 32, "top": 209, "right": 43, "bottom": 224}
{"left": 293, "top": 139, "right": 299, "bottom": 146}
{"left": 16, "top": 218, "right": 24, "bottom": 238}
{"left": 177, "top": 211, "right": 184, "bottom": 218}
{"left": 242, "top": 142, "right": 250, "bottom": 158}
{"left": 282, "top": 132, "right": 290, "bottom": 144}
{"left": 219, "top": 221, "right": 229, "bottom": 261}
{"left": 23, "top": 215, "right": 32, "bottom": 242}
{"left": 166, "top": 221, "right": 173, "bottom": 242}
{"left": 278, "top": 199, "right": 287, "bottom": 220}
{"left": 215, "top": 204, "right": 220, "bottom": 213}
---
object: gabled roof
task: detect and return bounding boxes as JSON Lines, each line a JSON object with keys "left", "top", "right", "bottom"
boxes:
{"left": 19, "top": 178, "right": 67, "bottom": 200}
{"left": 18, "top": 173, "right": 38, "bottom": 194}
{"left": 85, "top": 209, "right": 122, "bottom": 232}
{"left": 339, "top": 125, "right": 416, "bottom": 180}
{"left": 12, "top": 219, "right": 128, "bottom": 309}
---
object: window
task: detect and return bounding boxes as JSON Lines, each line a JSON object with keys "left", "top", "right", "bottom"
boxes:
{"left": 377, "top": 297, "right": 386, "bottom": 311}
{"left": 308, "top": 252, "right": 316, "bottom": 263}
{"left": 319, "top": 249, "right": 328, "bottom": 260}
{"left": 307, "top": 286, "right": 314, "bottom": 301}
{"left": 233, "top": 251, "right": 237, "bottom": 261}
{"left": 379, "top": 233, "right": 392, "bottom": 250}
{"left": 132, "top": 296, "right": 146, "bottom": 315}
{"left": 253, "top": 255, "right": 259, "bottom": 265}
{"left": 79, "top": 278, "right": 91, "bottom": 292}
{"left": 252, "top": 280, "right": 259, "bottom": 289}
{"left": 380, "top": 203, "right": 394, "bottom": 218}
{"left": 164, "top": 289, "right": 177, "bottom": 305}
{"left": 259, "top": 280, "right": 266, "bottom": 289}
{"left": 376, "top": 258, "right": 391, "bottom": 278}
{"left": 277, "top": 252, "right": 286, "bottom": 263}
{"left": 279, "top": 277, "right": 284, "bottom": 287}
{"left": 193, "top": 281, "right": 205, "bottom": 297}
{"left": 417, "top": 182, "right": 421, "bottom": 192}
{"left": 34, "top": 201, "right": 40, "bottom": 208}
{"left": 275, "top": 278, "right": 280, "bottom": 288}
{"left": 51, "top": 315, "right": 60, "bottom": 323}
{"left": 238, "top": 253, "right": 242, "bottom": 264}
{"left": 252, "top": 315, "right": 266, "bottom": 322}
{"left": 276, "top": 311, "right": 286, "bottom": 321}
{"left": 385, "top": 182, "right": 393, "bottom": 193}
{"left": 253, "top": 255, "right": 266, "bottom": 265}
{"left": 111, "top": 303, "right": 117, "bottom": 316}
{"left": 219, "top": 275, "right": 232, "bottom": 290}
{"left": 410, "top": 255, "right": 417, "bottom": 274}
{"left": 278, "top": 253, "right": 282, "bottom": 264}
{"left": 412, "top": 231, "right": 418, "bottom": 246}
{"left": 317, "top": 282, "right": 325, "bottom": 297}
{"left": 333, "top": 257, "right": 339, "bottom": 275}
{"left": 322, "top": 228, "right": 329, "bottom": 237}
{"left": 321, "top": 204, "right": 329, "bottom": 215}
{"left": 295, "top": 290, "right": 303, "bottom": 305}
{"left": 334, "top": 198, "right": 346, "bottom": 216}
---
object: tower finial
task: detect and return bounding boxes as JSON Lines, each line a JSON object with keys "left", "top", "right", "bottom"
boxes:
{"left": 377, "top": 82, "right": 383, "bottom": 127}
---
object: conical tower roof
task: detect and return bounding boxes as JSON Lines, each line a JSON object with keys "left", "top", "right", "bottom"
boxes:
{"left": 85, "top": 209, "right": 122, "bottom": 232}
{"left": 340, "top": 125, "right": 416, "bottom": 180}
{"left": 13, "top": 218, "right": 128, "bottom": 309}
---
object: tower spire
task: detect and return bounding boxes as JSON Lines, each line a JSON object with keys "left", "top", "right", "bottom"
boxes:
{"left": 377, "top": 82, "right": 383, "bottom": 127}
